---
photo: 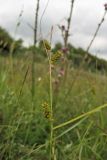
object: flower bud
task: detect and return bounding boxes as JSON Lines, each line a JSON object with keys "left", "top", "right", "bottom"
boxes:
{"left": 104, "top": 3, "right": 107, "bottom": 10}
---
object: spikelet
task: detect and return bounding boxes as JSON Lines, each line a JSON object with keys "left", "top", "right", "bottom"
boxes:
{"left": 43, "top": 40, "right": 51, "bottom": 51}
{"left": 42, "top": 102, "right": 51, "bottom": 120}
{"left": 51, "top": 51, "right": 63, "bottom": 64}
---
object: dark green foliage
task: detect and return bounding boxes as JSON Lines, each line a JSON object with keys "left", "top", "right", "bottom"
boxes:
{"left": 0, "top": 26, "right": 107, "bottom": 74}
{"left": 0, "top": 27, "right": 13, "bottom": 54}
{"left": 67, "top": 44, "right": 107, "bottom": 73}
{"left": 0, "top": 26, "right": 24, "bottom": 55}
{"left": 54, "top": 42, "right": 62, "bottom": 50}
{"left": 0, "top": 60, "right": 107, "bottom": 159}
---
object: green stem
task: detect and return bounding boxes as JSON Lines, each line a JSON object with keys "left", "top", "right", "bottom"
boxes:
{"left": 31, "top": 51, "right": 35, "bottom": 102}
{"left": 49, "top": 52, "right": 54, "bottom": 160}
{"left": 53, "top": 103, "right": 107, "bottom": 130}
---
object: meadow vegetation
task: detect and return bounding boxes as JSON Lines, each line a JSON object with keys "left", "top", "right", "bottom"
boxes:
{"left": 0, "top": 41, "right": 107, "bottom": 159}
{"left": 0, "top": 1, "right": 107, "bottom": 160}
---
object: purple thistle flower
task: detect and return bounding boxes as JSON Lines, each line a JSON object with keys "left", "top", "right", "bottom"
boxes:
{"left": 62, "top": 48, "right": 69, "bottom": 54}
{"left": 61, "top": 25, "right": 65, "bottom": 31}
{"left": 59, "top": 68, "right": 65, "bottom": 76}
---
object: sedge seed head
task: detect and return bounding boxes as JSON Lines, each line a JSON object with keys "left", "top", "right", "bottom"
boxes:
{"left": 42, "top": 40, "right": 51, "bottom": 51}
{"left": 42, "top": 102, "right": 51, "bottom": 120}
{"left": 51, "top": 50, "right": 63, "bottom": 64}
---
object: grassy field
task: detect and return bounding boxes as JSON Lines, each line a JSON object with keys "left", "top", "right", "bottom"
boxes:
{"left": 0, "top": 56, "right": 107, "bottom": 160}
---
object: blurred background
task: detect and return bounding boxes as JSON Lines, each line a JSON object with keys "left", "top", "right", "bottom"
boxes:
{"left": 0, "top": 0, "right": 107, "bottom": 59}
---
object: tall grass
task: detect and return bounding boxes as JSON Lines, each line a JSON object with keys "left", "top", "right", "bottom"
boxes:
{"left": 1, "top": 1, "right": 107, "bottom": 160}
{"left": 31, "top": 0, "right": 40, "bottom": 101}
{"left": 1, "top": 56, "right": 107, "bottom": 159}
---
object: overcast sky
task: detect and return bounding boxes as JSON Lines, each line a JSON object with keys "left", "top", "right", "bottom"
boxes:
{"left": 0, "top": 0, "right": 107, "bottom": 59}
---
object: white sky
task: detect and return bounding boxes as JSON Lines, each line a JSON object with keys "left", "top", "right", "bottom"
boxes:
{"left": 0, "top": 0, "right": 107, "bottom": 59}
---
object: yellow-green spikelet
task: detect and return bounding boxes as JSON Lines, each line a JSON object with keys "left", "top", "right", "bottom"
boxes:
{"left": 51, "top": 51, "right": 63, "bottom": 64}
{"left": 42, "top": 102, "right": 51, "bottom": 120}
{"left": 43, "top": 40, "right": 51, "bottom": 51}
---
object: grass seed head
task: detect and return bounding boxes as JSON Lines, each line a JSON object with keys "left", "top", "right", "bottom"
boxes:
{"left": 51, "top": 51, "right": 63, "bottom": 64}
{"left": 43, "top": 40, "right": 51, "bottom": 51}
{"left": 42, "top": 102, "right": 51, "bottom": 120}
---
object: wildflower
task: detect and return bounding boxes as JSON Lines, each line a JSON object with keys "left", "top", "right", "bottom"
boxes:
{"left": 104, "top": 3, "right": 107, "bottom": 10}
{"left": 58, "top": 68, "right": 65, "bottom": 79}
{"left": 38, "top": 77, "right": 42, "bottom": 82}
{"left": 62, "top": 48, "right": 69, "bottom": 54}
{"left": 61, "top": 25, "right": 65, "bottom": 31}
{"left": 59, "top": 68, "right": 65, "bottom": 76}
{"left": 42, "top": 102, "right": 51, "bottom": 120}
{"left": 51, "top": 51, "right": 63, "bottom": 64}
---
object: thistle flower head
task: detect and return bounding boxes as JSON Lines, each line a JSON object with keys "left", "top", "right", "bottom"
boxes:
{"left": 59, "top": 68, "right": 65, "bottom": 76}
{"left": 58, "top": 68, "right": 65, "bottom": 79}
{"left": 62, "top": 48, "right": 69, "bottom": 54}
{"left": 61, "top": 25, "right": 65, "bottom": 31}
